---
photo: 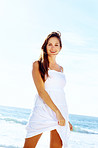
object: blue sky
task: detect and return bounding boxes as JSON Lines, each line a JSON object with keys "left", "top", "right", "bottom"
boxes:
{"left": 0, "top": 0, "right": 98, "bottom": 117}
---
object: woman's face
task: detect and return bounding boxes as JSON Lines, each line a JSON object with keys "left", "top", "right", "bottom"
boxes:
{"left": 46, "top": 37, "right": 61, "bottom": 56}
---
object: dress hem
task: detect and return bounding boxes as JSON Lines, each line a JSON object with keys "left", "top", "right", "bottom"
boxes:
{"left": 26, "top": 125, "right": 69, "bottom": 148}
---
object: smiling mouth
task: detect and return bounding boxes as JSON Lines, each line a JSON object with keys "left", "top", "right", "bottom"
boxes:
{"left": 50, "top": 51, "right": 56, "bottom": 53}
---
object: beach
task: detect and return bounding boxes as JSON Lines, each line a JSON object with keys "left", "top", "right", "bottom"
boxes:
{"left": 0, "top": 105, "right": 98, "bottom": 148}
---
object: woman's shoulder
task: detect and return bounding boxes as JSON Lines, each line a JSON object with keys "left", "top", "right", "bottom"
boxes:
{"left": 32, "top": 60, "right": 39, "bottom": 70}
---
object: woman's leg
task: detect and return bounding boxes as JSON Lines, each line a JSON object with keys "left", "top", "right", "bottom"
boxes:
{"left": 23, "top": 133, "right": 42, "bottom": 148}
{"left": 50, "top": 129, "right": 62, "bottom": 148}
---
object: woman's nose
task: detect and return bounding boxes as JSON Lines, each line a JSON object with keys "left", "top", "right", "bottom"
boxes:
{"left": 51, "top": 45, "right": 55, "bottom": 49}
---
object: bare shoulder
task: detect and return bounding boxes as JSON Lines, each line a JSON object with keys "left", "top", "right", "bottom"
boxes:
{"left": 32, "top": 61, "right": 39, "bottom": 69}
{"left": 32, "top": 60, "right": 43, "bottom": 82}
{"left": 32, "top": 61, "right": 40, "bottom": 77}
{"left": 32, "top": 61, "right": 39, "bottom": 68}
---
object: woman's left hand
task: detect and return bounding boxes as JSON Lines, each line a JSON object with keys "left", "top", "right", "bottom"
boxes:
{"left": 68, "top": 121, "right": 73, "bottom": 131}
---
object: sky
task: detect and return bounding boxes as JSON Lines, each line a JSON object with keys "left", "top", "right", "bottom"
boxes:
{"left": 0, "top": 0, "right": 98, "bottom": 117}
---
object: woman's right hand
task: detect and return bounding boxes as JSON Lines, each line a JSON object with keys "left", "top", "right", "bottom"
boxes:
{"left": 56, "top": 110, "right": 66, "bottom": 126}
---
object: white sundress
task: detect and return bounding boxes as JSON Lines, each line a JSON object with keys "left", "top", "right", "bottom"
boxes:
{"left": 26, "top": 68, "right": 70, "bottom": 148}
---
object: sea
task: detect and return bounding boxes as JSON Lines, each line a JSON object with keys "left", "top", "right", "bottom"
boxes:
{"left": 0, "top": 105, "right": 98, "bottom": 148}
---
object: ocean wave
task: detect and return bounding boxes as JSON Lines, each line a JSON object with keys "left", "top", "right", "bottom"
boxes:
{"left": 0, "top": 115, "right": 27, "bottom": 125}
{"left": 73, "top": 126, "right": 98, "bottom": 135}
{"left": 0, "top": 144, "right": 21, "bottom": 148}
{"left": 0, "top": 115, "right": 98, "bottom": 135}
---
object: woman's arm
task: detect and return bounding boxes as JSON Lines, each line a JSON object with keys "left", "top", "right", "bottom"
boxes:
{"left": 32, "top": 61, "right": 59, "bottom": 113}
{"left": 32, "top": 61, "right": 65, "bottom": 126}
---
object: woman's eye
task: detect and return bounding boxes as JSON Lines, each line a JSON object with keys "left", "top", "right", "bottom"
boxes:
{"left": 55, "top": 45, "right": 58, "bottom": 46}
{"left": 48, "top": 44, "right": 52, "bottom": 46}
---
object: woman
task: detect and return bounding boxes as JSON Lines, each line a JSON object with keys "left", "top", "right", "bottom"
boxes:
{"left": 23, "top": 31, "right": 73, "bottom": 148}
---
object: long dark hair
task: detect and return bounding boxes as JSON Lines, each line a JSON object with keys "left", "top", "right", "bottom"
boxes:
{"left": 38, "top": 31, "right": 62, "bottom": 82}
